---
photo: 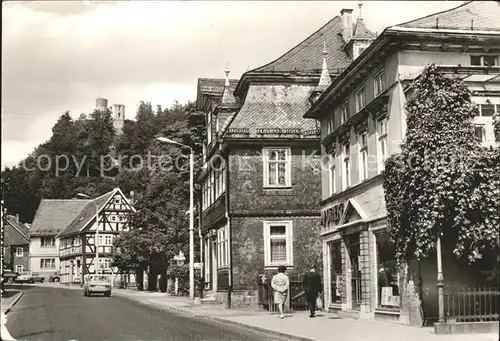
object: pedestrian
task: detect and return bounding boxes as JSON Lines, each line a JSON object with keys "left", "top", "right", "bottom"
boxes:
{"left": 303, "top": 265, "right": 322, "bottom": 317}
{"left": 271, "top": 265, "right": 289, "bottom": 319}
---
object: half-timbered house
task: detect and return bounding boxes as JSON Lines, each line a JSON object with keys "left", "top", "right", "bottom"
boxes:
{"left": 56, "top": 188, "right": 136, "bottom": 284}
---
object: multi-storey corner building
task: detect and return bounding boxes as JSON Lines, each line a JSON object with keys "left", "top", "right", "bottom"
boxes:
{"left": 196, "top": 6, "right": 376, "bottom": 309}
{"left": 304, "top": 1, "right": 499, "bottom": 326}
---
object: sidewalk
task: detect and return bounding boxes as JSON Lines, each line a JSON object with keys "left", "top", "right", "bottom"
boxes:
{"left": 110, "top": 288, "right": 498, "bottom": 341}
{"left": 1, "top": 289, "right": 23, "bottom": 341}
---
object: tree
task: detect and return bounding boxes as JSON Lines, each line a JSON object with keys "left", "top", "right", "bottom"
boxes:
{"left": 383, "top": 64, "right": 498, "bottom": 264}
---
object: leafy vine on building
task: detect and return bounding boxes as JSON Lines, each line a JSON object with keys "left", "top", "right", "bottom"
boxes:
{"left": 383, "top": 64, "right": 500, "bottom": 265}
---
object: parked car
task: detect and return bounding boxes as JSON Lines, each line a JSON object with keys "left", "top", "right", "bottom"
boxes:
{"left": 83, "top": 275, "right": 111, "bottom": 297}
{"left": 2, "top": 269, "right": 20, "bottom": 283}
{"left": 15, "top": 272, "right": 45, "bottom": 284}
{"left": 49, "top": 272, "right": 60, "bottom": 282}
{"left": 1, "top": 270, "right": 20, "bottom": 292}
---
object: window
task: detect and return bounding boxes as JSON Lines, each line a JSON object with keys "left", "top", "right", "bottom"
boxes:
{"left": 374, "top": 70, "right": 385, "bottom": 96}
{"left": 41, "top": 237, "right": 55, "bottom": 247}
{"left": 355, "top": 87, "right": 366, "bottom": 112}
{"left": 207, "top": 113, "right": 212, "bottom": 145}
{"left": 98, "top": 235, "right": 103, "bottom": 246}
{"left": 341, "top": 103, "right": 349, "bottom": 124}
{"left": 329, "top": 240, "right": 342, "bottom": 304}
{"left": 41, "top": 258, "right": 56, "bottom": 269}
{"left": 16, "top": 247, "right": 23, "bottom": 257}
{"left": 263, "top": 148, "right": 291, "bottom": 188}
{"left": 358, "top": 132, "right": 369, "bottom": 182}
{"left": 375, "top": 232, "right": 400, "bottom": 309}
{"left": 210, "top": 171, "right": 215, "bottom": 203}
{"left": 204, "top": 238, "right": 210, "bottom": 285}
{"left": 99, "top": 258, "right": 111, "bottom": 270}
{"left": 474, "top": 125, "right": 486, "bottom": 143}
{"left": 477, "top": 104, "right": 499, "bottom": 117}
{"left": 114, "top": 198, "right": 121, "bottom": 205}
{"left": 222, "top": 166, "right": 226, "bottom": 194}
{"left": 326, "top": 115, "right": 335, "bottom": 134}
{"left": 111, "top": 215, "right": 116, "bottom": 221}
{"left": 471, "top": 55, "right": 498, "bottom": 66}
{"left": 264, "top": 221, "right": 293, "bottom": 267}
{"left": 342, "top": 143, "right": 351, "bottom": 190}
{"left": 329, "top": 154, "right": 336, "bottom": 196}
{"left": 16, "top": 265, "right": 23, "bottom": 273}
{"left": 104, "top": 235, "right": 113, "bottom": 245}
{"left": 377, "top": 117, "right": 388, "bottom": 172}
{"left": 217, "top": 225, "right": 229, "bottom": 268}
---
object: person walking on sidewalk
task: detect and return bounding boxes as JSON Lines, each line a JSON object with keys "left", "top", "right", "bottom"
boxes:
{"left": 303, "top": 265, "right": 322, "bottom": 318}
{"left": 271, "top": 265, "right": 289, "bottom": 319}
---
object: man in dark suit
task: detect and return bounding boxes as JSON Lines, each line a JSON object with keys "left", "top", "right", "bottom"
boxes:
{"left": 303, "top": 265, "right": 322, "bottom": 317}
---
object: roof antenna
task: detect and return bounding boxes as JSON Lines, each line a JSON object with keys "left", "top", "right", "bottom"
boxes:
{"left": 471, "top": 19, "right": 474, "bottom": 30}
{"left": 358, "top": 2, "right": 363, "bottom": 19}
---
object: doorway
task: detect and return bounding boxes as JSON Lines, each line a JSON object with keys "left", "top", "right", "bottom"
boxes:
{"left": 346, "top": 232, "right": 361, "bottom": 310}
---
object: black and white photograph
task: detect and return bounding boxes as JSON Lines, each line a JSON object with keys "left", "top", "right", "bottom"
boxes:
{"left": 1, "top": 1, "right": 499, "bottom": 340}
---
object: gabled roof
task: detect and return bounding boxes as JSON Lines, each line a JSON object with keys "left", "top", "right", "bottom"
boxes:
{"left": 395, "top": 1, "right": 500, "bottom": 31}
{"left": 7, "top": 215, "right": 29, "bottom": 238}
{"left": 225, "top": 84, "right": 317, "bottom": 136}
{"left": 5, "top": 215, "right": 29, "bottom": 245}
{"left": 251, "top": 16, "right": 351, "bottom": 73}
{"left": 57, "top": 189, "right": 116, "bottom": 238}
{"left": 30, "top": 200, "right": 90, "bottom": 237}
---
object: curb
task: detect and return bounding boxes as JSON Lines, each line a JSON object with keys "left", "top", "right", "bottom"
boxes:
{"left": 4, "top": 291, "right": 23, "bottom": 314}
{"left": 114, "top": 291, "right": 315, "bottom": 341}
{"left": 204, "top": 315, "right": 316, "bottom": 341}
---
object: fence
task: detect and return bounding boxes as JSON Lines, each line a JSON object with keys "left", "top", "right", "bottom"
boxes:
{"left": 257, "top": 274, "right": 321, "bottom": 312}
{"left": 444, "top": 286, "right": 499, "bottom": 322}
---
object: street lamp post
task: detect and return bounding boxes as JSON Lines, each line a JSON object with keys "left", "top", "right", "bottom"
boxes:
{"left": 77, "top": 193, "right": 99, "bottom": 276}
{"left": 157, "top": 137, "right": 195, "bottom": 300}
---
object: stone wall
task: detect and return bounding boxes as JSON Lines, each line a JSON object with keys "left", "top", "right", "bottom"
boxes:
{"left": 228, "top": 145, "right": 322, "bottom": 213}
{"left": 231, "top": 216, "right": 322, "bottom": 291}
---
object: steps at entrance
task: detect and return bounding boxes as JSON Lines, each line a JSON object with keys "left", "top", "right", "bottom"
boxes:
{"left": 199, "top": 295, "right": 218, "bottom": 305}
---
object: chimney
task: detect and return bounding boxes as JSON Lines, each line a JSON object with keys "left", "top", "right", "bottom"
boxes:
{"left": 16, "top": 213, "right": 19, "bottom": 223}
{"left": 341, "top": 8, "right": 354, "bottom": 43}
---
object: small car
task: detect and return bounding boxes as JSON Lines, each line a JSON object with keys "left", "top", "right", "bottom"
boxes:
{"left": 15, "top": 272, "right": 45, "bottom": 284}
{"left": 83, "top": 275, "right": 112, "bottom": 297}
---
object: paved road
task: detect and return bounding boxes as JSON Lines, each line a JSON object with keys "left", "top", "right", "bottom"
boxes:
{"left": 6, "top": 285, "right": 282, "bottom": 341}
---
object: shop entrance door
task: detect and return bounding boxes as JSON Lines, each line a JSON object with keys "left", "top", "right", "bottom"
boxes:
{"left": 347, "top": 233, "right": 362, "bottom": 310}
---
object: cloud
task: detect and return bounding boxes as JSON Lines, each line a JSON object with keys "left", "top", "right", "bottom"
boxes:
{"left": 2, "top": 1, "right": 458, "bottom": 169}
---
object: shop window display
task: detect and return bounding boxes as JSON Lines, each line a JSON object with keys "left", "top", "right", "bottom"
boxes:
{"left": 376, "top": 231, "right": 400, "bottom": 309}
{"left": 329, "top": 240, "right": 342, "bottom": 304}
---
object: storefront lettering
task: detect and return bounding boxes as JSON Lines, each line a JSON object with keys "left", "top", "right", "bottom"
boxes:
{"left": 321, "top": 203, "right": 345, "bottom": 227}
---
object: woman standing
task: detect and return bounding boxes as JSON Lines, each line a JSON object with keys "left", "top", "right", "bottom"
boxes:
{"left": 271, "top": 265, "right": 289, "bottom": 319}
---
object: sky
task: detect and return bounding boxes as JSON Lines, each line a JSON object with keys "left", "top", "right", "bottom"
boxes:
{"left": 2, "top": 0, "right": 459, "bottom": 169}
